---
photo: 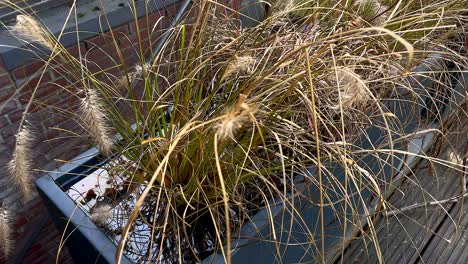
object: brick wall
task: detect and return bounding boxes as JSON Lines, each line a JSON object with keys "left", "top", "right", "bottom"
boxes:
{"left": 0, "top": 1, "right": 245, "bottom": 263}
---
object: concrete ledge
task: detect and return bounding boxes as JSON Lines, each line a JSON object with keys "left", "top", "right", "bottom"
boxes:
{"left": 0, "top": 0, "right": 180, "bottom": 70}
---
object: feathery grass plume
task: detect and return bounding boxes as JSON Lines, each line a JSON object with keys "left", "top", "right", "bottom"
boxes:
{"left": 355, "top": 0, "right": 382, "bottom": 20}
{"left": 447, "top": 150, "right": 463, "bottom": 165}
{"left": 116, "top": 62, "right": 152, "bottom": 92}
{"left": 7, "top": 125, "right": 33, "bottom": 202}
{"left": 224, "top": 55, "right": 256, "bottom": 79}
{"left": 0, "top": 205, "right": 12, "bottom": 257}
{"left": 330, "top": 67, "right": 371, "bottom": 110}
{"left": 80, "top": 89, "right": 113, "bottom": 155}
{"left": 11, "top": 15, "right": 54, "bottom": 50}
{"left": 134, "top": 62, "right": 152, "bottom": 76}
{"left": 215, "top": 94, "right": 257, "bottom": 140}
{"left": 90, "top": 203, "right": 113, "bottom": 226}
{"left": 128, "top": 62, "right": 152, "bottom": 84}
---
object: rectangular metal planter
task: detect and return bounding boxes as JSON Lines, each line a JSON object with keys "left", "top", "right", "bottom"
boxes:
{"left": 36, "top": 148, "right": 132, "bottom": 264}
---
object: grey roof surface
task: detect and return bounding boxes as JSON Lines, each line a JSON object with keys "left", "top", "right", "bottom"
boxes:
{"left": 339, "top": 117, "right": 467, "bottom": 264}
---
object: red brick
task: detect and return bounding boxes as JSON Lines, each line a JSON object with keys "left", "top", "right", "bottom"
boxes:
{"left": 0, "top": 100, "right": 18, "bottom": 115}
{"left": 19, "top": 77, "right": 57, "bottom": 104}
{"left": 121, "top": 30, "right": 152, "bottom": 59}
{"left": 41, "top": 89, "right": 78, "bottom": 110}
{"left": 0, "top": 73, "right": 13, "bottom": 88}
{"left": 84, "top": 60, "right": 105, "bottom": 75}
{"left": 463, "top": 34, "right": 468, "bottom": 53}
{"left": 36, "top": 125, "right": 61, "bottom": 142}
{"left": 57, "top": 95, "right": 80, "bottom": 109}
{"left": 32, "top": 153, "right": 57, "bottom": 171}
{"left": 124, "top": 55, "right": 139, "bottom": 67}
{"left": 121, "top": 33, "right": 143, "bottom": 53}
{"left": 24, "top": 249, "right": 48, "bottom": 264}
{"left": 85, "top": 42, "right": 118, "bottom": 60}
{"left": 1, "top": 122, "right": 20, "bottom": 140}
{"left": 13, "top": 60, "right": 47, "bottom": 80}
{"left": 19, "top": 72, "right": 52, "bottom": 92}
{"left": 0, "top": 56, "right": 5, "bottom": 70}
{"left": 7, "top": 109, "right": 25, "bottom": 123}
{"left": 50, "top": 65, "right": 82, "bottom": 84}
{"left": 0, "top": 116, "right": 9, "bottom": 130}
{"left": 165, "top": 1, "right": 183, "bottom": 19}
{"left": 97, "top": 55, "right": 119, "bottom": 72}
{"left": 14, "top": 216, "right": 28, "bottom": 228}
{"left": 120, "top": 44, "right": 138, "bottom": 57}
{"left": 50, "top": 64, "right": 68, "bottom": 79}
{"left": 130, "top": 11, "right": 165, "bottom": 35}
{"left": 85, "top": 24, "right": 129, "bottom": 49}
{"left": 35, "top": 139, "right": 60, "bottom": 155}
{"left": 27, "top": 254, "right": 48, "bottom": 264}
{"left": 48, "top": 77, "right": 69, "bottom": 89}
{"left": 65, "top": 42, "right": 86, "bottom": 58}
{"left": 26, "top": 200, "right": 45, "bottom": 215}
{"left": 55, "top": 117, "right": 81, "bottom": 131}
{"left": 85, "top": 34, "right": 112, "bottom": 49}
{"left": 119, "top": 46, "right": 140, "bottom": 66}
{"left": 111, "top": 23, "right": 130, "bottom": 37}
{"left": 45, "top": 139, "right": 88, "bottom": 161}
{"left": 149, "top": 10, "right": 166, "bottom": 29}
{"left": 0, "top": 85, "right": 15, "bottom": 102}
{"left": 41, "top": 116, "right": 80, "bottom": 139}
{"left": 27, "top": 243, "right": 44, "bottom": 255}
{"left": 14, "top": 221, "right": 29, "bottom": 238}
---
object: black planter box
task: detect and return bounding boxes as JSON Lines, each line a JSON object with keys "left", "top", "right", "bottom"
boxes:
{"left": 36, "top": 148, "right": 132, "bottom": 264}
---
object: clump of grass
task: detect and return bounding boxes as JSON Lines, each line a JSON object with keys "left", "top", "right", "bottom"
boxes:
{"left": 6, "top": 0, "right": 467, "bottom": 263}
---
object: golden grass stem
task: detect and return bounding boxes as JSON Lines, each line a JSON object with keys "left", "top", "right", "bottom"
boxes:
{"left": 304, "top": 48, "right": 325, "bottom": 264}
{"left": 214, "top": 133, "right": 231, "bottom": 264}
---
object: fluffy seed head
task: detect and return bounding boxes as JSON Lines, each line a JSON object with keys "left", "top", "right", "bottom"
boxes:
{"left": 134, "top": 62, "right": 151, "bottom": 76}
{"left": 224, "top": 56, "right": 256, "bottom": 78}
{"left": 331, "top": 67, "right": 371, "bottom": 110}
{"left": 447, "top": 150, "right": 463, "bottom": 165}
{"left": 80, "top": 89, "right": 113, "bottom": 155}
{"left": 116, "top": 63, "right": 152, "bottom": 91}
{"left": 216, "top": 94, "right": 256, "bottom": 139}
{"left": 90, "top": 203, "right": 113, "bottom": 226}
{"left": 12, "top": 15, "right": 54, "bottom": 50}
{"left": 0, "top": 206, "right": 12, "bottom": 256}
{"left": 7, "top": 125, "right": 33, "bottom": 202}
{"left": 128, "top": 62, "right": 151, "bottom": 84}
{"left": 355, "top": 0, "right": 382, "bottom": 19}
